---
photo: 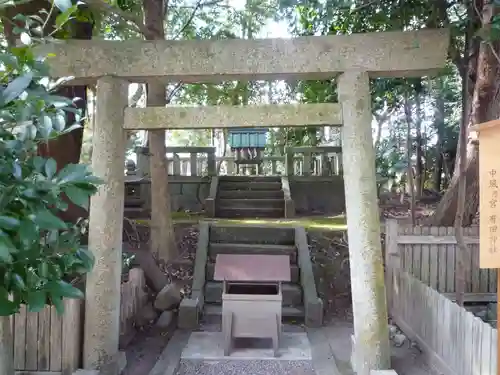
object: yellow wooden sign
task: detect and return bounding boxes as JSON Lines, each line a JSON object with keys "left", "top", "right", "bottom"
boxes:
{"left": 472, "top": 119, "right": 500, "bottom": 268}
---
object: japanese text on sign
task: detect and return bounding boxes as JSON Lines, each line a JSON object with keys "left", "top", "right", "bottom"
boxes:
{"left": 488, "top": 169, "right": 498, "bottom": 253}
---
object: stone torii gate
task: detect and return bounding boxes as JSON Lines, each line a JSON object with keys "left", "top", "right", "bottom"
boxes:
{"left": 42, "top": 29, "right": 449, "bottom": 375}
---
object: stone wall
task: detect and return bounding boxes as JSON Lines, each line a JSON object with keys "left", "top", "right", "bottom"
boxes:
{"left": 134, "top": 176, "right": 210, "bottom": 213}
{"left": 125, "top": 176, "right": 345, "bottom": 216}
{"left": 290, "top": 176, "right": 345, "bottom": 216}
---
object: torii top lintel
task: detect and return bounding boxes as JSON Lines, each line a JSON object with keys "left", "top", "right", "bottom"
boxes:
{"left": 40, "top": 29, "right": 450, "bottom": 85}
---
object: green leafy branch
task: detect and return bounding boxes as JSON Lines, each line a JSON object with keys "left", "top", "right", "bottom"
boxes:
{"left": 0, "top": 3, "right": 102, "bottom": 316}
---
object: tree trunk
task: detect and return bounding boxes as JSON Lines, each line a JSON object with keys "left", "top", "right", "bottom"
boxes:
{"left": 404, "top": 94, "right": 416, "bottom": 224}
{"left": 2, "top": 1, "right": 93, "bottom": 224}
{"left": 430, "top": 1, "right": 500, "bottom": 226}
{"left": 433, "top": 84, "right": 445, "bottom": 191}
{"left": 216, "top": 129, "right": 228, "bottom": 175}
{"left": 414, "top": 81, "right": 424, "bottom": 198}
{"left": 143, "top": 0, "right": 177, "bottom": 262}
{"left": 125, "top": 246, "right": 169, "bottom": 293}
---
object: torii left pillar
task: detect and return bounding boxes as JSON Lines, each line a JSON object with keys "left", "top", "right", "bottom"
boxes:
{"left": 84, "top": 76, "right": 127, "bottom": 374}
{"left": 338, "top": 71, "right": 391, "bottom": 375}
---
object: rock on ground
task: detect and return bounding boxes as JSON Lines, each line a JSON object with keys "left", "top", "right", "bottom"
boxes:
{"left": 135, "top": 302, "right": 158, "bottom": 327}
{"left": 154, "top": 282, "right": 182, "bottom": 311}
{"left": 156, "top": 310, "right": 174, "bottom": 330}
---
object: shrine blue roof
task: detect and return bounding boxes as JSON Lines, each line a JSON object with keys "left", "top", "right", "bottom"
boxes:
{"left": 228, "top": 127, "right": 267, "bottom": 134}
{"left": 228, "top": 128, "right": 268, "bottom": 148}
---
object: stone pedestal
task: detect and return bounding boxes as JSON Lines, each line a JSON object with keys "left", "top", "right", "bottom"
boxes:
{"left": 177, "top": 332, "right": 315, "bottom": 375}
{"left": 222, "top": 282, "right": 282, "bottom": 356}
{"left": 214, "top": 254, "right": 290, "bottom": 357}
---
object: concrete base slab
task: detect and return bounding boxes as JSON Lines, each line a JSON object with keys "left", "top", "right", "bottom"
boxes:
{"left": 176, "top": 332, "right": 315, "bottom": 375}
{"left": 176, "top": 359, "right": 316, "bottom": 375}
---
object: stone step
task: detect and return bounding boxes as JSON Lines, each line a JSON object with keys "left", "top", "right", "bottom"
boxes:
{"left": 218, "top": 189, "right": 284, "bottom": 199}
{"left": 176, "top": 332, "right": 315, "bottom": 375}
{"left": 218, "top": 198, "right": 285, "bottom": 209}
{"left": 219, "top": 176, "right": 281, "bottom": 183}
{"left": 123, "top": 207, "right": 149, "bottom": 219}
{"left": 208, "top": 243, "right": 297, "bottom": 263}
{"left": 124, "top": 197, "right": 144, "bottom": 207}
{"left": 209, "top": 225, "right": 295, "bottom": 245}
{"left": 216, "top": 207, "right": 284, "bottom": 218}
{"left": 218, "top": 181, "right": 282, "bottom": 191}
{"left": 204, "top": 281, "right": 303, "bottom": 306}
{"left": 202, "top": 304, "right": 305, "bottom": 323}
{"left": 206, "top": 262, "right": 300, "bottom": 282}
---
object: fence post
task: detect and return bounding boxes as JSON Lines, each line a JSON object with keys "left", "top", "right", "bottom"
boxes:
{"left": 0, "top": 316, "right": 13, "bottom": 375}
{"left": 190, "top": 152, "right": 197, "bottom": 176}
{"left": 207, "top": 151, "right": 216, "bottom": 176}
{"left": 303, "top": 152, "right": 312, "bottom": 176}
{"left": 385, "top": 219, "right": 399, "bottom": 315}
{"left": 321, "top": 153, "right": 329, "bottom": 176}
{"left": 173, "top": 153, "right": 181, "bottom": 175}
{"left": 285, "top": 149, "right": 293, "bottom": 176}
{"left": 62, "top": 299, "right": 83, "bottom": 375}
{"left": 135, "top": 147, "right": 150, "bottom": 177}
{"left": 337, "top": 152, "right": 343, "bottom": 175}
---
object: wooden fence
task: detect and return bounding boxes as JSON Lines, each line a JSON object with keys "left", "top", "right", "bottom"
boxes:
{"left": 119, "top": 268, "right": 148, "bottom": 346}
{"left": 391, "top": 270, "right": 497, "bottom": 375}
{"left": 384, "top": 220, "right": 495, "bottom": 298}
{"left": 5, "top": 268, "right": 148, "bottom": 375}
{"left": 9, "top": 299, "right": 82, "bottom": 375}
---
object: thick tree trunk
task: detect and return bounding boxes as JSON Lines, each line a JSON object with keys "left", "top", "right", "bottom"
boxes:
{"left": 431, "top": 1, "right": 500, "bottom": 226}
{"left": 125, "top": 246, "right": 169, "bottom": 292}
{"left": 143, "top": 0, "right": 177, "bottom": 262}
{"left": 433, "top": 85, "right": 445, "bottom": 191}
{"left": 404, "top": 94, "right": 416, "bottom": 224}
{"left": 2, "top": 1, "right": 92, "bottom": 224}
{"left": 414, "top": 82, "right": 424, "bottom": 197}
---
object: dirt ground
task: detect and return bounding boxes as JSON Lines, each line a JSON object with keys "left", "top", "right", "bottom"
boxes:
{"left": 309, "top": 230, "right": 353, "bottom": 322}
{"left": 120, "top": 224, "right": 198, "bottom": 375}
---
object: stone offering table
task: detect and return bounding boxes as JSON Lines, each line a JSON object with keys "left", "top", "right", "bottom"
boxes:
{"left": 214, "top": 253, "right": 291, "bottom": 357}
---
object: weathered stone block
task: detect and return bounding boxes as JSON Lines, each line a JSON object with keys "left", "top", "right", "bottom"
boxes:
{"left": 135, "top": 302, "right": 158, "bottom": 327}
{"left": 41, "top": 29, "right": 449, "bottom": 84}
{"left": 178, "top": 298, "right": 200, "bottom": 329}
{"left": 124, "top": 104, "right": 342, "bottom": 130}
{"left": 205, "top": 197, "right": 215, "bottom": 217}
{"left": 155, "top": 283, "right": 182, "bottom": 311}
{"left": 305, "top": 297, "right": 323, "bottom": 328}
{"left": 156, "top": 310, "right": 174, "bottom": 330}
{"left": 371, "top": 370, "right": 398, "bottom": 375}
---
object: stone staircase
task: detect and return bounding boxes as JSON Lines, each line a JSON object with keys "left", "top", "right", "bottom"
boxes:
{"left": 204, "top": 224, "right": 304, "bottom": 322}
{"left": 176, "top": 221, "right": 322, "bottom": 375}
{"left": 215, "top": 176, "right": 285, "bottom": 218}
{"left": 179, "top": 222, "right": 323, "bottom": 329}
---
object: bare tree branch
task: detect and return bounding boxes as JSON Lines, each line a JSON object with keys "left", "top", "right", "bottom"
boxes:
{"left": 84, "top": 0, "right": 154, "bottom": 38}
{"left": 166, "top": 82, "right": 184, "bottom": 103}
{"left": 173, "top": 0, "right": 202, "bottom": 39}
{"left": 172, "top": 0, "right": 224, "bottom": 39}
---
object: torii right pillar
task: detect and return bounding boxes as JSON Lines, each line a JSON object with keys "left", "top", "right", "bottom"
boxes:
{"left": 338, "top": 71, "right": 391, "bottom": 375}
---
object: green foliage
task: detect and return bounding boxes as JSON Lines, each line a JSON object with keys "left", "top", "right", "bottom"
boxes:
{"left": 0, "top": 7, "right": 102, "bottom": 316}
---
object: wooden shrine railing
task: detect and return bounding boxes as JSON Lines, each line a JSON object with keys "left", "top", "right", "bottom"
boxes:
{"left": 127, "top": 146, "right": 343, "bottom": 177}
